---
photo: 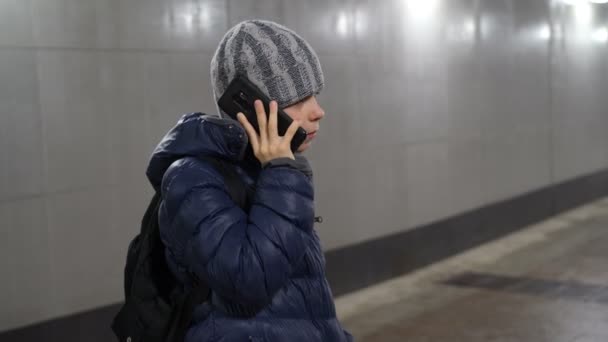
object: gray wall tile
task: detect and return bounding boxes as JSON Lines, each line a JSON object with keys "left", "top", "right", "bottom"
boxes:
{"left": 143, "top": 53, "right": 214, "bottom": 147}
{"left": 406, "top": 142, "right": 452, "bottom": 228}
{"left": 352, "top": 0, "right": 405, "bottom": 57}
{"left": 0, "top": 0, "right": 34, "bottom": 46}
{"left": 0, "top": 49, "right": 44, "bottom": 200}
{"left": 98, "top": 52, "right": 151, "bottom": 184}
{"left": 46, "top": 189, "right": 121, "bottom": 317}
{"left": 0, "top": 198, "right": 53, "bottom": 331}
{"left": 447, "top": 140, "right": 485, "bottom": 216}
{"left": 227, "top": 0, "right": 284, "bottom": 26}
{"left": 482, "top": 128, "right": 553, "bottom": 202}
{"left": 345, "top": 145, "right": 409, "bottom": 245}
{"left": 551, "top": 10, "right": 608, "bottom": 181}
{"left": 37, "top": 50, "right": 114, "bottom": 193}
{"left": 107, "top": 0, "right": 227, "bottom": 51}
{"left": 283, "top": 0, "right": 356, "bottom": 56}
{"left": 30, "top": 0, "right": 102, "bottom": 48}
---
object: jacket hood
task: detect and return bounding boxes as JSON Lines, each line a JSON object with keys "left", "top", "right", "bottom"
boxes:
{"left": 146, "top": 113, "right": 250, "bottom": 191}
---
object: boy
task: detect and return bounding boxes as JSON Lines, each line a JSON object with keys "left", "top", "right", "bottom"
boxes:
{"left": 146, "top": 20, "right": 353, "bottom": 341}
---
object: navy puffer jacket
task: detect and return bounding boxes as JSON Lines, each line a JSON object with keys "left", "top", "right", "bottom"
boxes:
{"left": 146, "top": 113, "right": 352, "bottom": 342}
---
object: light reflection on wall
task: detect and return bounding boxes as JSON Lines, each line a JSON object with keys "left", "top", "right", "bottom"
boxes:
{"left": 336, "top": 11, "right": 350, "bottom": 37}
{"left": 165, "top": 2, "right": 212, "bottom": 36}
{"left": 560, "top": 0, "right": 586, "bottom": 4}
{"left": 591, "top": 27, "right": 608, "bottom": 42}
{"left": 354, "top": 7, "right": 368, "bottom": 38}
{"left": 574, "top": 2, "right": 593, "bottom": 25}
{"left": 404, "top": 0, "right": 440, "bottom": 24}
{"left": 538, "top": 25, "right": 552, "bottom": 41}
{"left": 464, "top": 19, "right": 476, "bottom": 38}
{"left": 557, "top": 0, "right": 608, "bottom": 44}
{"left": 331, "top": 7, "right": 368, "bottom": 39}
{"left": 479, "top": 15, "right": 495, "bottom": 42}
{"left": 447, "top": 18, "right": 477, "bottom": 43}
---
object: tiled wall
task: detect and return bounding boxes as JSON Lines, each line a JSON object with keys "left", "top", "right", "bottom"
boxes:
{"left": 1, "top": 0, "right": 607, "bottom": 332}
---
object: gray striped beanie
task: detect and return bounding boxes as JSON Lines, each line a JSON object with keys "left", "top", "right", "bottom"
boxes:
{"left": 210, "top": 20, "right": 324, "bottom": 117}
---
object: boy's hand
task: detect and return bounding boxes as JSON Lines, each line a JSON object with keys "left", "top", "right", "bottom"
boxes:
{"left": 237, "top": 100, "right": 301, "bottom": 166}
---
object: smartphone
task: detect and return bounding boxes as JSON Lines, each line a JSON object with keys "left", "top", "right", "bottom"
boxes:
{"left": 217, "top": 76, "right": 307, "bottom": 152}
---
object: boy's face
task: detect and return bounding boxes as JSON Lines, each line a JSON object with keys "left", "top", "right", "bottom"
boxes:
{"left": 283, "top": 95, "right": 325, "bottom": 152}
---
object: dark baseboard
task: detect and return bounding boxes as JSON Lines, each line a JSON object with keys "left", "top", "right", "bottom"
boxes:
{"left": 326, "top": 169, "right": 608, "bottom": 296}
{"left": 2, "top": 169, "right": 607, "bottom": 341}
{"left": 0, "top": 304, "right": 121, "bottom": 342}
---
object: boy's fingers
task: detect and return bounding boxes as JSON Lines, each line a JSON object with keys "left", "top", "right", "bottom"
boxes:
{"left": 237, "top": 113, "right": 259, "bottom": 151}
{"left": 283, "top": 119, "right": 301, "bottom": 144}
{"left": 254, "top": 100, "right": 268, "bottom": 145}
{"left": 268, "top": 100, "right": 278, "bottom": 138}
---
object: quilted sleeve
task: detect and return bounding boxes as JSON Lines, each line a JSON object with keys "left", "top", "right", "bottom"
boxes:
{"left": 159, "top": 157, "right": 314, "bottom": 307}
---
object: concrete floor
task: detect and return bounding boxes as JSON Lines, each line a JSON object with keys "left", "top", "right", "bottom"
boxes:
{"left": 336, "top": 197, "right": 608, "bottom": 342}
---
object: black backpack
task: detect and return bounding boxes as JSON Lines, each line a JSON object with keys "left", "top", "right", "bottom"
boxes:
{"left": 112, "top": 156, "right": 254, "bottom": 342}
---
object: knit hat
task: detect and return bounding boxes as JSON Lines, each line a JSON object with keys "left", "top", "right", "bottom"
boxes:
{"left": 210, "top": 20, "right": 324, "bottom": 117}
